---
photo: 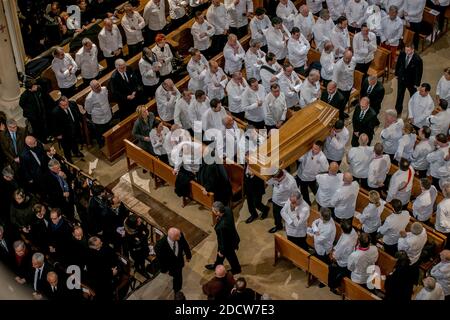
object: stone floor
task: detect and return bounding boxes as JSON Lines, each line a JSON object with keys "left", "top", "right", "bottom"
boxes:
{"left": 69, "top": 33, "right": 450, "bottom": 300}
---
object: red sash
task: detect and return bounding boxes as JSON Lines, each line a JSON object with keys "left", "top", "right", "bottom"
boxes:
{"left": 398, "top": 168, "right": 412, "bottom": 192}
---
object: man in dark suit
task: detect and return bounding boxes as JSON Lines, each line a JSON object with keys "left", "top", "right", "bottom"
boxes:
{"left": 29, "top": 252, "right": 53, "bottom": 295}
{"left": 20, "top": 136, "right": 47, "bottom": 191}
{"left": 205, "top": 202, "right": 241, "bottom": 274}
{"left": 243, "top": 158, "right": 269, "bottom": 224}
{"left": 43, "top": 271, "right": 77, "bottom": 300}
{"left": 52, "top": 96, "right": 83, "bottom": 163}
{"left": 155, "top": 227, "right": 192, "bottom": 295}
{"left": 361, "top": 75, "right": 385, "bottom": 115}
{"left": 395, "top": 44, "right": 423, "bottom": 115}
{"left": 321, "top": 81, "right": 347, "bottom": 120}
{"left": 109, "top": 59, "right": 142, "bottom": 120}
{"left": 0, "top": 119, "right": 27, "bottom": 171}
{"left": 351, "top": 97, "right": 378, "bottom": 147}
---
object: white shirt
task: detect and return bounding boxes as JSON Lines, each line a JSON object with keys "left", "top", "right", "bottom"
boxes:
{"left": 307, "top": 0, "right": 324, "bottom": 14}
{"left": 206, "top": 4, "right": 229, "bottom": 35}
{"left": 356, "top": 200, "right": 386, "bottom": 233}
{"left": 380, "top": 15, "right": 403, "bottom": 46}
{"left": 404, "top": 0, "right": 426, "bottom": 23}
{"left": 324, "top": 127, "right": 350, "bottom": 161}
{"left": 415, "top": 283, "right": 446, "bottom": 300}
{"left": 226, "top": 79, "right": 248, "bottom": 113}
{"left": 413, "top": 186, "right": 438, "bottom": 222}
{"left": 313, "top": 17, "right": 335, "bottom": 51}
{"left": 427, "top": 145, "right": 450, "bottom": 179}
{"left": 367, "top": 155, "right": 391, "bottom": 188}
{"left": 205, "top": 68, "right": 227, "bottom": 100}
{"left": 155, "top": 84, "right": 181, "bottom": 121}
{"left": 151, "top": 44, "right": 173, "bottom": 76}
{"left": 348, "top": 146, "right": 374, "bottom": 178}
{"left": 168, "top": 0, "right": 187, "bottom": 20}
{"left": 276, "top": 1, "right": 298, "bottom": 31}
{"left": 316, "top": 173, "right": 343, "bottom": 207}
{"left": 51, "top": 53, "right": 78, "bottom": 89}
{"left": 191, "top": 20, "right": 215, "bottom": 51}
{"left": 331, "top": 181, "right": 360, "bottom": 219}
{"left": 378, "top": 210, "right": 410, "bottom": 245}
{"left": 394, "top": 133, "right": 417, "bottom": 161}
{"left": 174, "top": 97, "right": 192, "bottom": 130}
{"left": 326, "top": 0, "right": 346, "bottom": 21}
{"left": 333, "top": 229, "right": 358, "bottom": 267}
{"left": 260, "top": 59, "right": 282, "bottom": 93}
{"left": 278, "top": 72, "right": 302, "bottom": 108}
{"left": 320, "top": 50, "right": 335, "bottom": 81}
{"left": 330, "top": 25, "right": 351, "bottom": 58}
{"left": 332, "top": 58, "right": 356, "bottom": 91}
{"left": 310, "top": 218, "right": 336, "bottom": 255}
{"left": 353, "top": 31, "right": 377, "bottom": 64}
{"left": 143, "top": 0, "right": 167, "bottom": 31}
{"left": 242, "top": 84, "right": 266, "bottom": 122}
{"left": 187, "top": 55, "right": 209, "bottom": 92}
{"left": 223, "top": 42, "right": 245, "bottom": 74}
{"left": 300, "top": 79, "right": 321, "bottom": 108}
{"left": 225, "top": 0, "right": 253, "bottom": 28}
{"left": 121, "top": 11, "right": 145, "bottom": 45}
{"left": 189, "top": 98, "right": 210, "bottom": 126}
{"left": 281, "top": 200, "right": 310, "bottom": 237}
{"left": 411, "top": 139, "right": 434, "bottom": 171}
{"left": 287, "top": 34, "right": 310, "bottom": 69}
{"left": 427, "top": 109, "right": 450, "bottom": 137}
{"left": 75, "top": 44, "right": 99, "bottom": 80}
{"left": 202, "top": 107, "right": 227, "bottom": 131}
{"left": 398, "top": 229, "right": 427, "bottom": 265}
{"left": 250, "top": 15, "right": 271, "bottom": 46}
{"left": 347, "top": 246, "right": 379, "bottom": 284}
{"left": 436, "top": 75, "right": 450, "bottom": 105}
{"left": 435, "top": 198, "right": 450, "bottom": 234}
{"left": 297, "top": 150, "right": 329, "bottom": 181}
{"left": 263, "top": 92, "right": 288, "bottom": 126}
{"left": 150, "top": 126, "right": 170, "bottom": 155}
{"left": 381, "top": 119, "right": 404, "bottom": 154}
{"left": 382, "top": 0, "right": 405, "bottom": 17}
{"left": 345, "top": 0, "right": 369, "bottom": 27}
{"left": 245, "top": 48, "right": 265, "bottom": 81}
{"left": 267, "top": 171, "right": 299, "bottom": 206}
{"left": 84, "top": 87, "right": 112, "bottom": 125}
{"left": 139, "top": 57, "right": 160, "bottom": 87}
{"left": 266, "top": 25, "right": 291, "bottom": 60}
{"left": 164, "top": 129, "right": 192, "bottom": 164}
{"left": 386, "top": 166, "right": 415, "bottom": 205}
{"left": 430, "top": 261, "right": 450, "bottom": 296}
{"left": 98, "top": 25, "right": 123, "bottom": 58}
{"left": 294, "top": 11, "right": 315, "bottom": 39}
{"left": 172, "top": 141, "right": 202, "bottom": 173}
{"left": 408, "top": 92, "right": 435, "bottom": 128}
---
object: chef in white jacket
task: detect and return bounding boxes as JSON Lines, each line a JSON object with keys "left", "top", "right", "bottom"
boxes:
{"left": 277, "top": 63, "right": 302, "bottom": 108}
{"left": 313, "top": 9, "right": 335, "bottom": 51}
{"left": 411, "top": 127, "right": 434, "bottom": 178}
{"left": 307, "top": 207, "right": 336, "bottom": 259}
{"left": 260, "top": 53, "right": 283, "bottom": 93}
{"left": 206, "top": 0, "right": 229, "bottom": 53}
{"left": 121, "top": 3, "right": 146, "bottom": 57}
{"left": 380, "top": 5, "right": 403, "bottom": 67}
{"left": 394, "top": 123, "right": 417, "bottom": 162}
{"left": 368, "top": 142, "right": 391, "bottom": 190}
{"left": 378, "top": 199, "right": 410, "bottom": 255}
{"left": 150, "top": 122, "right": 171, "bottom": 160}
{"left": 347, "top": 134, "right": 374, "bottom": 187}
{"left": 386, "top": 158, "right": 415, "bottom": 206}
{"left": 355, "top": 190, "right": 385, "bottom": 241}
{"left": 324, "top": 120, "right": 350, "bottom": 163}
{"left": 353, "top": 24, "right": 377, "bottom": 74}
{"left": 188, "top": 90, "right": 210, "bottom": 128}
{"left": 427, "top": 99, "right": 450, "bottom": 137}
{"left": 51, "top": 47, "right": 78, "bottom": 96}
{"left": 430, "top": 250, "right": 450, "bottom": 298}
{"left": 174, "top": 89, "right": 193, "bottom": 131}
{"left": 265, "top": 17, "right": 291, "bottom": 61}
{"left": 316, "top": 162, "right": 343, "bottom": 209}
{"left": 398, "top": 222, "right": 428, "bottom": 265}
{"left": 345, "top": 0, "right": 369, "bottom": 31}
{"left": 245, "top": 40, "right": 266, "bottom": 81}
{"left": 408, "top": 83, "right": 435, "bottom": 130}
{"left": 330, "top": 172, "right": 360, "bottom": 221}
{"left": 380, "top": 109, "right": 404, "bottom": 157}
{"left": 294, "top": 5, "right": 315, "bottom": 41}
{"left": 332, "top": 50, "right": 356, "bottom": 105}
{"left": 281, "top": 191, "right": 310, "bottom": 249}
{"left": 287, "top": 27, "right": 310, "bottom": 74}
{"left": 413, "top": 178, "right": 438, "bottom": 222}
{"left": 415, "top": 277, "right": 446, "bottom": 300}
{"left": 191, "top": 13, "right": 215, "bottom": 55}
{"left": 299, "top": 69, "right": 321, "bottom": 108}
{"left": 75, "top": 39, "right": 99, "bottom": 85}
{"left": 436, "top": 68, "right": 450, "bottom": 105}
{"left": 201, "top": 98, "right": 228, "bottom": 132}
{"left": 330, "top": 16, "right": 351, "bottom": 59}
{"left": 226, "top": 71, "right": 248, "bottom": 118}
{"left": 224, "top": 0, "right": 253, "bottom": 37}
{"left": 164, "top": 124, "right": 192, "bottom": 166}
{"left": 249, "top": 8, "right": 271, "bottom": 48}
{"left": 187, "top": 49, "right": 209, "bottom": 92}
{"left": 320, "top": 42, "right": 336, "bottom": 83}
{"left": 326, "top": 0, "right": 346, "bottom": 22}
{"left": 155, "top": 79, "right": 181, "bottom": 122}
{"left": 143, "top": 0, "right": 167, "bottom": 34}
{"left": 382, "top": 0, "right": 405, "bottom": 18}
{"left": 347, "top": 233, "right": 379, "bottom": 284}
{"left": 98, "top": 19, "right": 123, "bottom": 69}
{"left": 151, "top": 35, "right": 174, "bottom": 77}
{"left": 204, "top": 61, "right": 227, "bottom": 100}
{"left": 263, "top": 83, "right": 287, "bottom": 130}
{"left": 242, "top": 78, "right": 266, "bottom": 128}
{"left": 426, "top": 134, "right": 450, "bottom": 189}
{"left": 223, "top": 34, "right": 246, "bottom": 75}
{"left": 276, "top": 0, "right": 298, "bottom": 32}
{"left": 435, "top": 184, "right": 450, "bottom": 239}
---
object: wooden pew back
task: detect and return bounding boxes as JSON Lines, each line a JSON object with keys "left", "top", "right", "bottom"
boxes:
{"left": 342, "top": 277, "right": 381, "bottom": 300}
{"left": 274, "top": 233, "right": 310, "bottom": 272}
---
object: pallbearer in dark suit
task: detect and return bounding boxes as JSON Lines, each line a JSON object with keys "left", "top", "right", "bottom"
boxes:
{"left": 0, "top": 119, "right": 27, "bottom": 171}
{"left": 395, "top": 44, "right": 423, "bottom": 115}
{"left": 320, "top": 81, "right": 347, "bottom": 120}
{"left": 351, "top": 97, "right": 378, "bottom": 147}
{"left": 243, "top": 161, "right": 269, "bottom": 224}
{"left": 205, "top": 202, "right": 241, "bottom": 275}
{"left": 155, "top": 227, "right": 192, "bottom": 294}
{"left": 361, "top": 75, "right": 385, "bottom": 115}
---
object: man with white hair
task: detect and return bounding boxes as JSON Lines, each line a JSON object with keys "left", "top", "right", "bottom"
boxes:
{"left": 226, "top": 71, "right": 248, "bottom": 119}
{"left": 313, "top": 9, "right": 335, "bottom": 51}
{"left": 155, "top": 79, "right": 181, "bottom": 123}
{"left": 430, "top": 250, "right": 450, "bottom": 299}
{"left": 427, "top": 99, "right": 450, "bottom": 137}
{"left": 398, "top": 222, "right": 427, "bottom": 265}
{"left": 300, "top": 69, "right": 321, "bottom": 108}
{"left": 51, "top": 47, "right": 78, "bottom": 97}
{"left": 380, "top": 109, "right": 404, "bottom": 160}
{"left": 276, "top": 0, "right": 298, "bottom": 32}
{"left": 98, "top": 18, "right": 123, "bottom": 70}
{"left": 242, "top": 78, "right": 266, "bottom": 129}
{"left": 245, "top": 40, "right": 266, "bottom": 81}
{"left": 332, "top": 49, "right": 356, "bottom": 109}
{"left": 143, "top": 0, "right": 167, "bottom": 45}
{"left": 278, "top": 63, "right": 302, "bottom": 108}
{"left": 287, "top": 27, "right": 310, "bottom": 75}
{"left": 307, "top": 207, "right": 336, "bottom": 262}
{"left": 121, "top": 3, "right": 146, "bottom": 57}
{"left": 263, "top": 83, "right": 287, "bottom": 131}
{"left": 75, "top": 38, "right": 99, "bottom": 88}
{"left": 435, "top": 184, "right": 450, "bottom": 248}
{"left": 281, "top": 191, "right": 310, "bottom": 249}
{"left": 330, "top": 172, "right": 360, "bottom": 223}
{"left": 415, "top": 277, "right": 446, "bottom": 300}
{"left": 347, "top": 134, "right": 374, "bottom": 188}
{"left": 316, "top": 162, "right": 343, "bottom": 210}
{"left": 223, "top": 34, "right": 245, "bottom": 75}
{"left": 174, "top": 89, "right": 194, "bottom": 132}
{"left": 110, "top": 59, "right": 141, "bottom": 119}
{"left": 31, "top": 252, "right": 52, "bottom": 293}
{"left": 294, "top": 5, "right": 315, "bottom": 41}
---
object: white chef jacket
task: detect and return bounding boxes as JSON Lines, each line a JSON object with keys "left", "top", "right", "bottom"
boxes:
{"left": 411, "top": 139, "right": 434, "bottom": 171}
{"left": 380, "top": 15, "right": 403, "bottom": 46}
{"left": 413, "top": 186, "right": 438, "bottom": 222}
{"left": 98, "top": 24, "right": 123, "bottom": 58}
{"left": 333, "top": 229, "right": 358, "bottom": 267}
{"left": 367, "top": 155, "right": 391, "bottom": 188}
{"left": 353, "top": 31, "right": 377, "bottom": 64}
{"left": 348, "top": 146, "right": 374, "bottom": 178}
{"left": 300, "top": 79, "right": 321, "bottom": 108}
{"left": 324, "top": 127, "right": 350, "bottom": 161}
{"left": 187, "top": 55, "right": 209, "bottom": 92}
{"left": 205, "top": 68, "right": 227, "bottom": 100}
{"left": 415, "top": 283, "right": 446, "bottom": 300}
{"left": 347, "top": 245, "right": 379, "bottom": 284}
{"left": 164, "top": 129, "right": 192, "bottom": 164}
{"left": 287, "top": 34, "right": 310, "bottom": 69}
{"left": 121, "top": 11, "right": 145, "bottom": 45}
{"left": 206, "top": 3, "right": 229, "bottom": 35}
{"left": 242, "top": 84, "right": 266, "bottom": 122}
{"left": 427, "top": 145, "right": 450, "bottom": 179}
{"left": 151, "top": 44, "right": 173, "bottom": 76}
{"left": 155, "top": 84, "right": 181, "bottom": 121}
{"left": 84, "top": 87, "right": 112, "bottom": 125}
{"left": 398, "top": 228, "right": 428, "bottom": 265}
{"left": 427, "top": 109, "right": 450, "bottom": 137}
{"left": 150, "top": 126, "right": 170, "bottom": 155}
{"left": 260, "top": 59, "right": 283, "bottom": 93}
{"left": 331, "top": 181, "right": 360, "bottom": 219}
{"left": 226, "top": 79, "right": 248, "bottom": 113}
{"left": 263, "top": 92, "right": 287, "bottom": 126}
{"left": 297, "top": 150, "right": 329, "bottom": 181}
{"left": 394, "top": 133, "right": 417, "bottom": 161}
{"left": 249, "top": 15, "right": 271, "bottom": 46}
{"left": 320, "top": 50, "right": 335, "bottom": 81}
{"left": 313, "top": 17, "right": 335, "bottom": 51}
{"left": 408, "top": 92, "right": 435, "bottom": 128}
{"left": 332, "top": 58, "right": 356, "bottom": 91}
{"left": 223, "top": 42, "right": 245, "bottom": 74}
{"left": 174, "top": 97, "right": 192, "bottom": 130}
{"left": 75, "top": 44, "right": 99, "bottom": 80}
{"left": 266, "top": 25, "right": 291, "bottom": 60}
{"left": 436, "top": 75, "right": 450, "bottom": 105}
{"left": 382, "top": 0, "right": 405, "bottom": 17}
{"left": 245, "top": 48, "right": 265, "bottom": 81}
{"left": 380, "top": 118, "right": 404, "bottom": 154}
{"left": 307, "top": 0, "right": 324, "bottom": 14}
{"left": 326, "top": 0, "right": 346, "bottom": 21}
{"left": 143, "top": 0, "right": 167, "bottom": 31}
{"left": 225, "top": 0, "right": 253, "bottom": 28}
{"left": 378, "top": 210, "right": 410, "bottom": 245}
{"left": 276, "top": 1, "right": 298, "bottom": 31}
{"left": 311, "top": 218, "right": 336, "bottom": 255}
{"left": 168, "top": 0, "right": 187, "bottom": 20}
{"left": 435, "top": 198, "right": 450, "bottom": 234}
{"left": 139, "top": 57, "right": 160, "bottom": 87}
{"left": 330, "top": 25, "right": 351, "bottom": 58}
{"left": 267, "top": 170, "right": 299, "bottom": 206}
{"left": 357, "top": 200, "right": 385, "bottom": 233}
{"left": 281, "top": 200, "right": 310, "bottom": 237}
{"left": 278, "top": 72, "right": 302, "bottom": 108}
{"left": 191, "top": 20, "right": 215, "bottom": 51}
{"left": 404, "top": 0, "right": 426, "bottom": 23}
{"left": 430, "top": 261, "right": 450, "bottom": 296}
{"left": 189, "top": 98, "right": 210, "bottom": 126}
{"left": 51, "top": 53, "right": 78, "bottom": 89}
{"left": 201, "top": 106, "right": 227, "bottom": 131}
{"left": 294, "top": 11, "right": 315, "bottom": 39}
{"left": 386, "top": 166, "right": 415, "bottom": 205}
{"left": 172, "top": 141, "right": 202, "bottom": 173}
{"left": 345, "top": 0, "right": 369, "bottom": 27}
{"left": 316, "top": 172, "right": 344, "bottom": 207}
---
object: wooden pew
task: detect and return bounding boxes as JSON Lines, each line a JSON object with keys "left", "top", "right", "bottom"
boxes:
{"left": 348, "top": 70, "right": 364, "bottom": 111}
{"left": 341, "top": 277, "right": 381, "bottom": 300}
{"left": 274, "top": 233, "right": 310, "bottom": 273}
{"left": 307, "top": 255, "right": 329, "bottom": 287}
{"left": 376, "top": 250, "right": 397, "bottom": 291}
{"left": 224, "top": 163, "right": 245, "bottom": 208}
{"left": 368, "top": 47, "right": 391, "bottom": 82}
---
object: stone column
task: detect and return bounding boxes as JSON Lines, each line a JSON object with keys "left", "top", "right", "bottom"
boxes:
{"left": 0, "top": 0, "right": 25, "bottom": 126}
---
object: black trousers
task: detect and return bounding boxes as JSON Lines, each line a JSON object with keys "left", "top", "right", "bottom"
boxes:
{"left": 395, "top": 80, "right": 417, "bottom": 115}
{"left": 230, "top": 25, "right": 248, "bottom": 40}
{"left": 432, "top": 176, "right": 442, "bottom": 192}
{"left": 211, "top": 34, "right": 228, "bottom": 56}
{"left": 328, "top": 263, "right": 350, "bottom": 289}
{"left": 59, "top": 85, "right": 76, "bottom": 99}
{"left": 169, "top": 15, "right": 189, "bottom": 31}
{"left": 287, "top": 235, "right": 308, "bottom": 250}
{"left": 408, "top": 22, "right": 422, "bottom": 50}
{"left": 355, "top": 177, "right": 368, "bottom": 190}
{"left": 105, "top": 54, "right": 123, "bottom": 71}
{"left": 356, "top": 61, "right": 372, "bottom": 76}
{"left": 127, "top": 42, "right": 143, "bottom": 58}
{"left": 272, "top": 203, "right": 283, "bottom": 229}
{"left": 231, "top": 111, "right": 245, "bottom": 121}
{"left": 246, "top": 119, "right": 265, "bottom": 129}
{"left": 296, "top": 177, "right": 318, "bottom": 205}
{"left": 60, "top": 137, "right": 80, "bottom": 162}
{"left": 214, "top": 250, "right": 241, "bottom": 274}
{"left": 338, "top": 89, "right": 351, "bottom": 118}
{"left": 246, "top": 189, "right": 267, "bottom": 218}
{"left": 170, "top": 267, "right": 183, "bottom": 292}
{"left": 383, "top": 243, "right": 398, "bottom": 257}
{"left": 92, "top": 122, "right": 111, "bottom": 147}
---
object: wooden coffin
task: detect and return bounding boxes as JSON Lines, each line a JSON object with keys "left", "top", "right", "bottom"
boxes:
{"left": 248, "top": 100, "right": 338, "bottom": 180}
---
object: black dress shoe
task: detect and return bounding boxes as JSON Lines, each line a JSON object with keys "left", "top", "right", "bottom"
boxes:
{"left": 268, "top": 226, "right": 281, "bottom": 233}
{"left": 260, "top": 208, "right": 269, "bottom": 220}
{"left": 204, "top": 264, "right": 215, "bottom": 270}
{"left": 245, "top": 216, "right": 257, "bottom": 224}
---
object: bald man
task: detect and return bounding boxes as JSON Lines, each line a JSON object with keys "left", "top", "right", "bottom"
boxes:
{"left": 44, "top": 271, "right": 71, "bottom": 300}
{"left": 330, "top": 172, "right": 360, "bottom": 223}
{"left": 20, "top": 136, "right": 47, "bottom": 189}
{"left": 316, "top": 162, "right": 343, "bottom": 210}
{"left": 202, "top": 264, "right": 236, "bottom": 300}
{"left": 155, "top": 227, "right": 192, "bottom": 295}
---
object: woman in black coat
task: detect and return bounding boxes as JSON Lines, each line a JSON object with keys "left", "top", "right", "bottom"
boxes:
{"left": 384, "top": 251, "right": 417, "bottom": 301}
{"left": 131, "top": 106, "right": 156, "bottom": 155}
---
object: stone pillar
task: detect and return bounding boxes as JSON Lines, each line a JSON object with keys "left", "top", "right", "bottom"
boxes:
{"left": 0, "top": 0, "right": 25, "bottom": 126}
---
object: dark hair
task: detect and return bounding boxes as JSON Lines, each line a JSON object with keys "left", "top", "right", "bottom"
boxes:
{"left": 399, "top": 158, "right": 410, "bottom": 171}
{"left": 291, "top": 26, "right": 300, "bottom": 34}
{"left": 336, "top": 16, "right": 347, "bottom": 25}
{"left": 195, "top": 10, "right": 203, "bottom": 18}
{"left": 361, "top": 22, "right": 368, "bottom": 29}
{"left": 91, "top": 185, "right": 105, "bottom": 197}
{"left": 436, "top": 133, "right": 448, "bottom": 144}
{"left": 358, "top": 233, "right": 370, "bottom": 248}
{"left": 50, "top": 207, "right": 62, "bottom": 217}
{"left": 320, "top": 207, "right": 331, "bottom": 221}
{"left": 270, "top": 83, "right": 280, "bottom": 90}
{"left": 334, "top": 120, "right": 344, "bottom": 130}
{"left": 340, "top": 220, "right": 353, "bottom": 234}
{"left": 394, "top": 250, "right": 411, "bottom": 268}
{"left": 439, "top": 99, "right": 448, "bottom": 110}
{"left": 255, "top": 7, "right": 266, "bottom": 16}
{"left": 25, "top": 79, "right": 36, "bottom": 90}
{"left": 210, "top": 98, "right": 221, "bottom": 109}
{"left": 313, "top": 140, "right": 324, "bottom": 149}
{"left": 421, "top": 126, "right": 431, "bottom": 138}
{"left": 236, "top": 277, "right": 247, "bottom": 291}
{"left": 266, "top": 52, "right": 276, "bottom": 62}
{"left": 271, "top": 17, "right": 282, "bottom": 25}
{"left": 391, "top": 199, "right": 403, "bottom": 213}
{"left": 420, "top": 178, "right": 431, "bottom": 190}
{"left": 374, "top": 142, "right": 384, "bottom": 155}
{"left": 247, "top": 77, "right": 258, "bottom": 85}
{"left": 421, "top": 83, "right": 431, "bottom": 92}
{"left": 195, "top": 89, "right": 206, "bottom": 99}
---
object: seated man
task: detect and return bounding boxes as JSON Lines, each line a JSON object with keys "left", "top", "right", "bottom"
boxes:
{"left": 307, "top": 207, "right": 336, "bottom": 263}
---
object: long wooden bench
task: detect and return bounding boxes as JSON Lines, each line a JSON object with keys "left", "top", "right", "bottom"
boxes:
{"left": 341, "top": 277, "right": 381, "bottom": 300}
{"left": 274, "top": 233, "right": 310, "bottom": 272}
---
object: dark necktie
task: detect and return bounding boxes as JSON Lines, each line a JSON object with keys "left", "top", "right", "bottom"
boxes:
{"left": 406, "top": 54, "right": 412, "bottom": 66}
{"left": 327, "top": 94, "right": 332, "bottom": 103}
{"left": 367, "top": 85, "right": 373, "bottom": 94}
{"left": 359, "top": 110, "right": 366, "bottom": 120}
{"left": 11, "top": 132, "right": 17, "bottom": 154}
{"left": 122, "top": 72, "right": 129, "bottom": 82}
{"left": 172, "top": 241, "right": 177, "bottom": 255}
